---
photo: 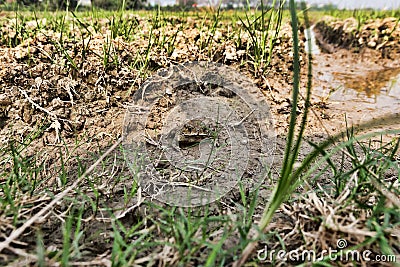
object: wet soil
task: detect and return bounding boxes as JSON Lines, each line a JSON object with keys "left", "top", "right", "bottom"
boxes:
{"left": 312, "top": 17, "right": 400, "bottom": 134}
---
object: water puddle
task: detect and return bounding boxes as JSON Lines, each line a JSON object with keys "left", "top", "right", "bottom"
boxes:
{"left": 304, "top": 26, "right": 321, "bottom": 55}
{"left": 307, "top": 26, "right": 400, "bottom": 113}
{"left": 330, "top": 68, "right": 400, "bottom": 111}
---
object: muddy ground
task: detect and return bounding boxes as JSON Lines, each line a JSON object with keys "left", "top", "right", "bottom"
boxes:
{"left": 0, "top": 13, "right": 399, "bottom": 266}
{"left": 312, "top": 17, "right": 400, "bottom": 134}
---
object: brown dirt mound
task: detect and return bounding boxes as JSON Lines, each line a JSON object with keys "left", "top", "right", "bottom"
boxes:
{"left": 314, "top": 17, "right": 400, "bottom": 58}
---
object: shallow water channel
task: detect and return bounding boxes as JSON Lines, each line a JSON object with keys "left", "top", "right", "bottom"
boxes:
{"left": 305, "top": 27, "right": 400, "bottom": 115}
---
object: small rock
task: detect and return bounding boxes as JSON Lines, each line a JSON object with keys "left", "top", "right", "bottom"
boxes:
{"left": 367, "top": 40, "right": 377, "bottom": 48}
